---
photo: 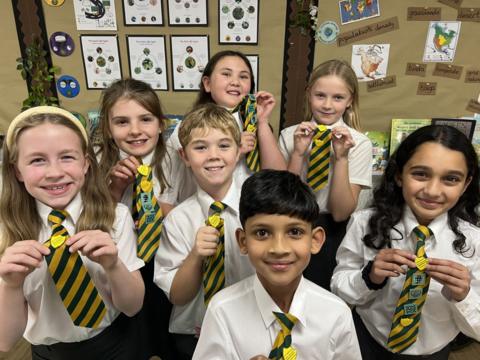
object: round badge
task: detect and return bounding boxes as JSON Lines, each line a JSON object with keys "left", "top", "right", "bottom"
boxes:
{"left": 57, "top": 75, "right": 80, "bottom": 98}
{"left": 49, "top": 31, "right": 75, "bottom": 57}
{"left": 317, "top": 21, "right": 340, "bottom": 44}
{"left": 44, "top": 0, "right": 65, "bottom": 6}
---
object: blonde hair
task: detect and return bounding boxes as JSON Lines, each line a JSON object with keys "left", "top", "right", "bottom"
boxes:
{"left": 97, "top": 79, "right": 168, "bottom": 193}
{"left": 304, "top": 59, "right": 361, "bottom": 131}
{"left": 178, "top": 103, "right": 241, "bottom": 148}
{"left": 0, "top": 113, "right": 116, "bottom": 254}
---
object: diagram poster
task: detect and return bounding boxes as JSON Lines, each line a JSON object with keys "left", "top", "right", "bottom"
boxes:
{"left": 219, "top": 0, "right": 258, "bottom": 44}
{"left": 74, "top": 0, "right": 117, "bottom": 30}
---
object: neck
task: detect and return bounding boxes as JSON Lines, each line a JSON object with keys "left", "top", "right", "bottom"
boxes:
{"left": 203, "top": 178, "right": 233, "bottom": 202}
{"left": 260, "top": 276, "right": 301, "bottom": 313}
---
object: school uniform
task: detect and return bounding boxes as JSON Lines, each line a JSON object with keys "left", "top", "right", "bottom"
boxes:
{"left": 22, "top": 194, "right": 144, "bottom": 359}
{"left": 279, "top": 118, "right": 372, "bottom": 290}
{"left": 162, "top": 111, "right": 252, "bottom": 205}
{"left": 154, "top": 181, "right": 255, "bottom": 358}
{"left": 193, "top": 274, "right": 361, "bottom": 360}
{"left": 331, "top": 207, "right": 480, "bottom": 358}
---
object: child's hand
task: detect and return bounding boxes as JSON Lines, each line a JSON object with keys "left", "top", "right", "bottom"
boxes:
{"left": 240, "top": 131, "right": 257, "bottom": 154}
{"left": 331, "top": 126, "right": 355, "bottom": 160}
{"left": 427, "top": 258, "right": 471, "bottom": 302}
{"left": 0, "top": 241, "right": 50, "bottom": 288}
{"left": 255, "top": 91, "right": 276, "bottom": 125}
{"left": 293, "top": 121, "right": 317, "bottom": 157}
{"left": 109, "top": 156, "right": 141, "bottom": 196}
{"left": 66, "top": 230, "right": 119, "bottom": 271}
{"left": 369, "top": 249, "right": 416, "bottom": 284}
{"left": 193, "top": 226, "right": 219, "bottom": 258}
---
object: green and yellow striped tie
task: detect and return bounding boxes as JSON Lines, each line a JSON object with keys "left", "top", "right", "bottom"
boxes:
{"left": 306, "top": 125, "right": 331, "bottom": 192}
{"left": 269, "top": 311, "right": 299, "bottom": 360}
{"left": 44, "top": 210, "right": 106, "bottom": 328}
{"left": 387, "top": 225, "right": 432, "bottom": 353}
{"left": 132, "top": 164, "right": 163, "bottom": 263}
{"left": 233, "top": 94, "right": 260, "bottom": 172}
{"left": 203, "top": 201, "right": 227, "bottom": 305}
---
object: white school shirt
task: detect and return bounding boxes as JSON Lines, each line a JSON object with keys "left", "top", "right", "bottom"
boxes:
{"left": 19, "top": 194, "right": 144, "bottom": 345}
{"left": 278, "top": 118, "right": 372, "bottom": 212}
{"left": 153, "top": 182, "right": 255, "bottom": 334}
{"left": 162, "top": 111, "right": 252, "bottom": 205}
{"left": 331, "top": 206, "right": 480, "bottom": 355}
{"left": 193, "top": 274, "right": 361, "bottom": 360}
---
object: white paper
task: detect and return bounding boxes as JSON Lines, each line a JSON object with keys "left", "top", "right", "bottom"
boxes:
{"left": 74, "top": 0, "right": 117, "bottom": 31}
{"left": 171, "top": 36, "right": 209, "bottom": 90}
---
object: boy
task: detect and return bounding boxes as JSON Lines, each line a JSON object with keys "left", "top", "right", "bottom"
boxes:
{"left": 193, "top": 170, "right": 361, "bottom": 359}
{"left": 154, "top": 104, "right": 255, "bottom": 359}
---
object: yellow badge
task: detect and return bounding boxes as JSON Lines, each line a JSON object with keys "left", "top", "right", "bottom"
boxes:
{"left": 283, "top": 346, "right": 297, "bottom": 360}
{"left": 51, "top": 235, "right": 66, "bottom": 249}
{"left": 314, "top": 139, "right": 324, "bottom": 147}
{"left": 317, "top": 124, "right": 327, "bottom": 132}
{"left": 247, "top": 124, "right": 256, "bottom": 133}
{"left": 137, "top": 164, "right": 150, "bottom": 176}
{"left": 208, "top": 214, "right": 221, "bottom": 228}
{"left": 140, "top": 179, "right": 153, "bottom": 193}
{"left": 400, "top": 318, "right": 413, "bottom": 327}
{"left": 415, "top": 256, "right": 428, "bottom": 271}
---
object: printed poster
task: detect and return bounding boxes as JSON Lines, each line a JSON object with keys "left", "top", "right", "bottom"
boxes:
{"left": 339, "top": 0, "right": 380, "bottom": 25}
{"left": 123, "top": 0, "right": 164, "bottom": 25}
{"left": 351, "top": 44, "right": 390, "bottom": 82}
{"left": 74, "top": 0, "right": 117, "bottom": 30}
{"left": 423, "top": 21, "right": 461, "bottom": 62}
{"left": 390, "top": 119, "right": 431, "bottom": 155}
{"left": 167, "top": 0, "right": 208, "bottom": 25}
{"left": 219, "top": 0, "right": 258, "bottom": 44}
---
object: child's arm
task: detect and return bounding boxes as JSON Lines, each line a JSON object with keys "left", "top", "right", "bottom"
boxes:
{"left": 0, "top": 241, "right": 49, "bottom": 351}
{"left": 255, "top": 91, "right": 287, "bottom": 170}
{"left": 286, "top": 122, "right": 316, "bottom": 175}
{"left": 169, "top": 226, "right": 219, "bottom": 305}
{"left": 109, "top": 156, "right": 141, "bottom": 202}
{"left": 67, "top": 230, "right": 145, "bottom": 317}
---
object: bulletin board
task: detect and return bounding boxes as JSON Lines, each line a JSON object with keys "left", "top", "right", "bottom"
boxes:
{"left": 313, "top": 0, "right": 480, "bottom": 132}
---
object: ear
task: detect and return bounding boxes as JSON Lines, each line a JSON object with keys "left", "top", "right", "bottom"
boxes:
{"left": 83, "top": 154, "right": 90, "bottom": 175}
{"left": 202, "top": 76, "right": 212, "bottom": 93}
{"left": 394, "top": 172, "right": 402, "bottom": 187}
{"left": 462, "top": 176, "right": 473, "bottom": 195}
{"left": 178, "top": 147, "right": 190, "bottom": 167}
{"left": 236, "top": 228, "right": 248, "bottom": 255}
{"left": 310, "top": 226, "right": 326, "bottom": 255}
{"left": 14, "top": 165, "right": 24, "bottom": 182}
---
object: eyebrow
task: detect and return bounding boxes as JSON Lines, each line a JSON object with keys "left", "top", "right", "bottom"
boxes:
{"left": 410, "top": 165, "right": 466, "bottom": 177}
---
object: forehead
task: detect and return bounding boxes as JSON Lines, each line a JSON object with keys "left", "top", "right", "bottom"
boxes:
{"left": 213, "top": 56, "right": 250, "bottom": 72}
{"left": 17, "top": 122, "right": 83, "bottom": 152}
{"left": 188, "top": 126, "right": 234, "bottom": 141}
{"left": 311, "top": 74, "right": 350, "bottom": 94}
{"left": 405, "top": 142, "right": 467, "bottom": 173}
{"left": 244, "top": 213, "right": 311, "bottom": 228}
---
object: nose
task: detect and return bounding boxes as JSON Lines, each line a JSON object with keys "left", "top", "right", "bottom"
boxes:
{"left": 46, "top": 161, "right": 64, "bottom": 179}
{"left": 229, "top": 75, "right": 240, "bottom": 86}
{"left": 129, "top": 120, "right": 141, "bottom": 136}
{"left": 268, "top": 234, "right": 290, "bottom": 256}
{"left": 322, "top": 96, "right": 333, "bottom": 109}
{"left": 424, "top": 178, "right": 441, "bottom": 197}
{"left": 207, "top": 146, "right": 220, "bottom": 159}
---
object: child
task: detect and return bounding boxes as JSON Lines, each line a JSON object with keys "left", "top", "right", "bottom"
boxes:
{"left": 164, "top": 50, "right": 286, "bottom": 204}
{"left": 0, "top": 106, "right": 144, "bottom": 360}
{"left": 97, "top": 78, "right": 175, "bottom": 359}
{"left": 193, "top": 169, "right": 361, "bottom": 359}
{"left": 331, "top": 125, "right": 480, "bottom": 359}
{"left": 279, "top": 59, "right": 372, "bottom": 290}
{"left": 154, "top": 104, "right": 255, "bottom": 359}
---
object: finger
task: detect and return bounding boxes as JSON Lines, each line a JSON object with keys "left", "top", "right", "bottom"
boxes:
{"left": 123, "top": 158, "right": 141, "bottom": 173}
{"left": 91, "top": 247, "right": 117, "bottom": 258}
{"left": 0, "top": 263, "right": 31, "bottom": 274}
{"left": 428, "top": 258, "right": 467, "bottom": 271}
{"left": 375, "top": 260, "right": 407, "bottom": 275}
{"left": 4, "top": 253, "right": 44, "bottom": 269}
{"left": 13, "top": 241, "right": 51, "bottom": 256}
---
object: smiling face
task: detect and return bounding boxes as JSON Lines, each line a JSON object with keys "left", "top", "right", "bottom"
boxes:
{"left": 108, "top": 98, "right": 161, "bottom": 157}
{"left": 237, "top": 214, "right": 324, "bottom": 302}
{"left": 201, "top": 55, "right": 252, "bottom": 109}
{"left": 15, "top": 123, "right": 89, "bottom": 209}
{"left": 396, "top": 142, "right": 471, "bottom": 225}
{"left": 308, "top": 74, "right": 352, "bottom": 125}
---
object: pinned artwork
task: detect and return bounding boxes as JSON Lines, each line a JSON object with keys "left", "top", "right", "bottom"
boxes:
{"left": 423, "top": 21, "right": 461, "bottom": 63}
{"left": 49, "top": 31, "right": 75, "bottom": 57}
{"left": 338, "top": 0, "right": 380, "bottom": 25}
{"left": 57, "top": 75, "right": 80, "bottom": 98}
{"left": 123, "top": 0, "right": 163, "bottom": 26}
{"left": 219, "top": 0, "right": 258, "bottom": 44}
{"left": 316, "top": 21, "right": 340, "bottom": 44}
{"left": 167, "top": 0, "right": 208, "bottom": 26}
{"left": 351, "top": 44, "right": 390, "bottom": 81}
{"left": 44, "top": 0, "right": 65, "bottom": 6}
{"left": 74, "top": 0, "right": 117, "bottom": 30}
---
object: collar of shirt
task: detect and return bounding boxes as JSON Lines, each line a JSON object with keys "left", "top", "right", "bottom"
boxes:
{"left": 196, "top": 181, "right": 239, "bottom": 218}
{"left": 36, "top": 192, "right": 83, "bottom": 230}
{"left": 119, "top": 149, "right": 154, "bottom": 165}
{"left": 309, "top": 117, "right": 346, "bottom": 130}
{"left": 253, "top": 274, "right": 308, "bottom": 330}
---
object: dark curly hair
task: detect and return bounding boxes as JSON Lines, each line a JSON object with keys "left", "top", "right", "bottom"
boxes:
{"left": 363, "top": 125, "right": 479, "bottom": 256}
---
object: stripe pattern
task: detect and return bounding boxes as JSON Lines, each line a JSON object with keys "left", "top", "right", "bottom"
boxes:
{"left": 233, "top": 94, "right": 260, "bottom": 172}
{"left": 387, "top": 225, "right": 432, "bottom": 353}
{"left": 203, "top": 201, "right": 227, "bottom": 305}
{"left": 269, "top": 311, "right": 298, "bottom": 359}
{"left": 132, "top": 164, "right": 163, "bottom": 263}
{"left": 306, "top": 126, "right": 331, "bottom": 192}
{"left": 44, "top": 210, "right": 106, "bottom": 328}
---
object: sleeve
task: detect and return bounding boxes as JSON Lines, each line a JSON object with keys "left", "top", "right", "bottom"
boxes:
{"left": 278, "top": 127, "right": 292, "bottom": 162}
{"left": 348, "top": 134, "right": 372, "bottom": 188}
{"left": 156, "top": 151, "right": 178, "bottom": 205}
{"left": 331, "top": 308, "right": 362, "bottom": 360}
{"left": 330, "top": 211, "right": 378, "bottom": 305}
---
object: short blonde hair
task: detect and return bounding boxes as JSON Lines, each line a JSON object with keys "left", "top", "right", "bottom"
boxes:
{"left": 179, "top": 103, "right": 241, "bottom": 148}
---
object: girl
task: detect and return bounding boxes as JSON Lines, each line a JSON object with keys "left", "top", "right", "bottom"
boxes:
{"left": 97, "top": 78, "right": 175, "bottom": 360}
{"left": 331, "top": 125, "right": 480, "bottom": 359}
{"left": 0, "top": 106, "right": 144, "bottom": 360}
{"left": 164, "top": 50, "right": 287, "bottom": 204}
{"left": 279, "top": 59, "right": 372, "bottom": 290}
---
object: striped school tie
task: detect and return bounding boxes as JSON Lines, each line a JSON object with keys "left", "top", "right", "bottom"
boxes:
{"left": 203, "top": 201, "right": 227, "bottom": 305}
{"left": 269, "top": 311, "right": 299, "bottom": 360}
{"left": 387, "top": 225, "right": 432, "bottom": 353}
{"left": 306, "top": 124, "right": 331, "bottom": 192}
{"left": 44, "top": 210, "right": 106, "bottom": 328}
{"left": 233, "top": 94, "right": 260, "bottom": 172}
{"left": 132, "top": 164, "right": 163, "bottom": 263}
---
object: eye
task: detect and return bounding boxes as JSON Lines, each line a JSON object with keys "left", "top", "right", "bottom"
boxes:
{"left": 219, "top": 142, "right": 231, "bottom": 149}
{"left": 240, "top": 74, "right": 250, "bottom": 80}
{"left": 30, "top": 157, "right": 45, "bottom": 165}
{"left": 334, "top": 95, "right": 345, "bottom": 101}
{"left": 315, "top": 93, "right": 325, "bottom": 98}
{"left": 112, "top": 118, "right": 128, "bottom": 126}
{"left": 411, "top": 170, "right": 428, "bottom": 180}
{"left": 288, "top": 227, "right": 305, "bottom": 238}
{"left": 221, "top": 71, "right": 231, "bottom": 77}
{"left": 193, "top": 144, "right": 206, "bottom": 151}
{"left": 141, "top": 116, "right": 155, "bottom": 123}
{"left": 254, "top": 229, "right": 269, "bottom": 239}
{"left": 61, "top": 155, "right": 76, "bottom": 161}
{"left": 444, "top": 175, "right": 461, "bottom": 184}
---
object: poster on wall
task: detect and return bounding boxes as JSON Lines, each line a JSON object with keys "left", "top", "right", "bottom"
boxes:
{"left": 80, "top": 35, "right": 122, "bottom": 89}
{"left": 218, "top": 0, "right": 258, "bottom": 44}
{"left": 123, "top": 0, "right": 164, "bottom": 26}
{"left": 351, "top": 44, "right": 390, "bottom": 82}
{"left": 423, "top": 21, "right": 461, "bottom": 62}
{"left": 167, "top": 0, "right": 208, "bottom": 26}
{"left": 170, "top": 35, "right": 209, "bottom": 91}
{"left": 338, "top": 0, "right": 380, "bottom": 25}
{"left": 74, "top": 0, "right": 117, "bottom": 30}
{"left": 127, "top": 36, "right": 168, "bottom": 90}
{"left": 246, "top": 54, "right": 258, "bottom": 93}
